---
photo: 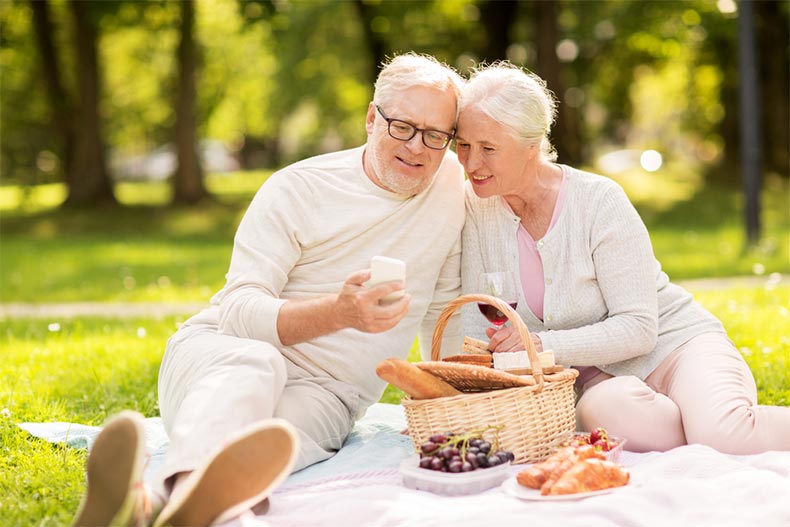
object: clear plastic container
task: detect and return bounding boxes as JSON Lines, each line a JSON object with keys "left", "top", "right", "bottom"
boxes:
{"left": 399, "top": 455, "right": 511, "bottom": 496}
{"left": 567, "top": 433, "right": 627, "bottom": 462}
{"left": 604, "top": 437, "right": 626, "bottom": 462}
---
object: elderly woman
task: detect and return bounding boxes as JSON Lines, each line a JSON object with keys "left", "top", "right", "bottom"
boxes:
{"left": 456, "top": 62, "right": 790, "bottom": 455}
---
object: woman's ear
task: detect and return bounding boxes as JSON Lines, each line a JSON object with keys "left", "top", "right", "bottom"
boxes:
{"left": 525, "top": 142, "right": 539, "bottom": 160}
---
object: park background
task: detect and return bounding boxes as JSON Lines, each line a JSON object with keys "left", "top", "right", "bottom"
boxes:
{"left": 0, "top": 1, "right": 788, "bottom": 525}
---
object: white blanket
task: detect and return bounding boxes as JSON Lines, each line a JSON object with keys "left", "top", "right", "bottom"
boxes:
{"left": 20, "top": 404, "right": 790, "bottom": 527}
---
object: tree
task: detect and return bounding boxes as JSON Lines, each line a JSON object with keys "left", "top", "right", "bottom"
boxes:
{"left": 172, "top": 0, "right": 207, "bottom": 204}
{"left": 533, "top": 0, "right": 581, "bottom": 165}
{"left": 352, "top": 0, "right": 388, "bottom": 86}
{"left": 66, "top": 0, "right": 116, "bottom": 206}
{"left": 30, "top": 0, "right": 74, "bottom": 181}
{"left": 477, "top": 0, "right": 517, "bottom": 62}
{"left": 755, "top": 0, "right": 789, "bottom": 178}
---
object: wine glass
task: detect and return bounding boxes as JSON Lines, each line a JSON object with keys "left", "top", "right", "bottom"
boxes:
{"left": 477, "top": 271, "right": 519, "bottom": 329}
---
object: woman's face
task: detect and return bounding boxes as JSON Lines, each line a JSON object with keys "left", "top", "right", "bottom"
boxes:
{"left": 455, "top": 105, "right": 533, "bottom": 199}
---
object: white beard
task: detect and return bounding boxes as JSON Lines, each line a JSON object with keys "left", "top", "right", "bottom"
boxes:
{"left": 369, "top": 148, "right": 433, "bottom": 197}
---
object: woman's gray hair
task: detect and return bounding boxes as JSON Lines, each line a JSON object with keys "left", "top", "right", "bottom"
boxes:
{"left": 459, "top": 62, "right": 558, "bottom": 161}
{"left": 373, "top": 53, "right": 465, "bottom": 114}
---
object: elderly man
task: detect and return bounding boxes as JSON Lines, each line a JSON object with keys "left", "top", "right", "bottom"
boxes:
{"left": 72, "top": 52, "right": 465, "bottom": 527}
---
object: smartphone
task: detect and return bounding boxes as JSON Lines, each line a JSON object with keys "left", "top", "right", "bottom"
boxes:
{"left": 368, "top": 256, "right": 406, "bottom": 304}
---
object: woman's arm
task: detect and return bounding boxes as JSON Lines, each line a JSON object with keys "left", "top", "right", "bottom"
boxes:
{"left": 537, "top": 184, "right": 659, "bottom": 367}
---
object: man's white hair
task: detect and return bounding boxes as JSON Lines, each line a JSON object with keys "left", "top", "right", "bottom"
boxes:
{"left": 459, "top": 62, "right": 558, "bottom": 161}
{"left": 373, "top": 53, "right": 465, "bottom": 118}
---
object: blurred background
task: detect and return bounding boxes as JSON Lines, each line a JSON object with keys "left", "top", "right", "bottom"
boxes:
{"left": 0, "top": 0, "right": 788, "bottom": 304}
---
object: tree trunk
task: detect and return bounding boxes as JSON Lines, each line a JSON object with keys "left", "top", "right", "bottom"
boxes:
{"left": 478, "top": 0, "right": 517, "bottom": 62}
{"left": 66, "top": 0, "right": 116, "bottom": 206}
{"left": 172, "top": 0, "right": 207, "bottom": 205}
{"left": 711, "top": 32, "right": 740, "bottom": 184}
{"left": 30, "top": 0, "right": 74, "bottom": 180}
{"left": 738, "top": 0, "right": 762, "bottom": 244}
{"left": 352, "top": 0, "right": 387, "bottom": 87}
{"left": 534, "top": 0, "right": 581, "bottom": 165}
{"left": 755, "top": 0, "right": 789, "bottom": 178}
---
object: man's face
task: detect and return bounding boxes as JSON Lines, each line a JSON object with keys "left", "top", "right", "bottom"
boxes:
{"left": 364, "top": 86, "right": 457, "bottom": 196}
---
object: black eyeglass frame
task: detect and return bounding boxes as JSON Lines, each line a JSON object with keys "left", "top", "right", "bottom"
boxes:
{"left": 375, "top": 105, "right": 455, "bottom": 150}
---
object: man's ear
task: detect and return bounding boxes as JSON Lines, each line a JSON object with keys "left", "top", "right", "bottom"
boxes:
{"left": 365, "top": 102, "right": 376, "bottom": 135}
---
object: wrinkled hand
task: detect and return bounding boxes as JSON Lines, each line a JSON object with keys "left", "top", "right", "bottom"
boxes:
{"left": 485, "top": 326, "right": 543, "bottom": 353}
{"left": 334, "top": 269, "right": 410, "bottom": 333}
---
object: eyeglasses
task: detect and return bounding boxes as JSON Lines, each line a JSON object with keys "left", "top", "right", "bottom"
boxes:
{"left": 375, "top": 105, "right": 454, "bottom": 150}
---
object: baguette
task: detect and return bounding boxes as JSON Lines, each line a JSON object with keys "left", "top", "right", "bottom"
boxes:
{"left": 376, "top": 358, "right": 462, "bottom": 400}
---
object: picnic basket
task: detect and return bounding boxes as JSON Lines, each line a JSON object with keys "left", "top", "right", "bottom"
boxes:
{"left": 401, "top": 294, "right": 578, "bottom": 464}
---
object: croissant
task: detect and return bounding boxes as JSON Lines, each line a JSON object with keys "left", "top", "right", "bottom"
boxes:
{"left": 546, "top": 458, "right": 630, "bottom": 495}
{"left": 516, "top": 445, "right": 604, "bottom": 490}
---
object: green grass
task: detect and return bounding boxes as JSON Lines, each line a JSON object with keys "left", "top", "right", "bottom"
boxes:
{"left": 0, "top": 317, "right": 179, "bottom": 527}
{"left": 608, "top": 168, "right": 790, "bottom": 280}
{"left": 0, "top": 171, "right": 272, "bottom": 304}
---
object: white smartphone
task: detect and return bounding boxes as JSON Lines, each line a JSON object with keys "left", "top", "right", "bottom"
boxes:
{"left": 368, "top": 256, "right": 406, "bottom": 304}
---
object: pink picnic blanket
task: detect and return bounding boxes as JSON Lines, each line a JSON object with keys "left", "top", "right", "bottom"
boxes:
{"left": 255, "top": 405, "right": 790, "bottom": 527}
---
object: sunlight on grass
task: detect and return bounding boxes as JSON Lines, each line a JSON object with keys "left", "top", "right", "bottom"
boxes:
{"left": 0, "top": 317, "right": 179, "bottom": 527}
{"left": 114, "top": 181, "right": 172, "bottom": 206}
{"left": 0, "top": 183, "right": 66, "bottom": 212}
{"left": 206, "top": 170, "right": 271, "bottom": 198}
{"left": 0, "top": 170, "right": 272, "bottom": 212}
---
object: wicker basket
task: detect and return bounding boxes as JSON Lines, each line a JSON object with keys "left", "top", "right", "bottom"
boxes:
{"left": 402, "top": 294, "right": 578, "bottom": 464}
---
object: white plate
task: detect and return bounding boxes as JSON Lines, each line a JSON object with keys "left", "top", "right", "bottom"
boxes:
{"left": 501, "top": 475, "right": 625, "bottom": 501}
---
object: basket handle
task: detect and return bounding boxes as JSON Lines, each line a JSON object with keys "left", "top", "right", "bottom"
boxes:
{"left": 430, "top": 293, "right": 544, "bottom": 390}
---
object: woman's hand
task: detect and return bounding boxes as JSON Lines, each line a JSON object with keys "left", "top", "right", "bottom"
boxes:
{"left": 485, "top": 326, "right": 544, "bottom": 353}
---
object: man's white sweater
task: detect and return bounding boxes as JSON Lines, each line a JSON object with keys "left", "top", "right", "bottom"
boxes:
{"left": 185, "top": 146, "right": 465, "bottom": 414}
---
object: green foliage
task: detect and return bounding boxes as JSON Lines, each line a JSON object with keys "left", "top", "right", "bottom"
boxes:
{"left": 3, "top": 0, "right": 786, "bottom": 198}
{"left": 262, "top": 0, "right": 372, "bottom": 161}
{"left": 102, "top": 2, "right": 181, "bottom": 150}
{"left": 0, "top": 1, "right": 58, "bottom": 184}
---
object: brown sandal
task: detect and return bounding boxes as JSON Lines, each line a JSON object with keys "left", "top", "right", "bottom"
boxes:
{"left": 153, "top": 419, "right": 299, "bottom": 527}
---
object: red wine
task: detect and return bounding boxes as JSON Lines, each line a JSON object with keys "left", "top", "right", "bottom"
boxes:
{"left": 477, "top": 302, "right": 517, "bottom": 326}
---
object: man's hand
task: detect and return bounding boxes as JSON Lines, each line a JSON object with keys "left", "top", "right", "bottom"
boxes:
{"left": 485, "top": 326, "right": 543, "bottom": 353}
{"left": 335, "top": 269, "right": 411, "bottom": 333}
{"left": 276, "top": 268, "right": 410, "bottom": 345}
